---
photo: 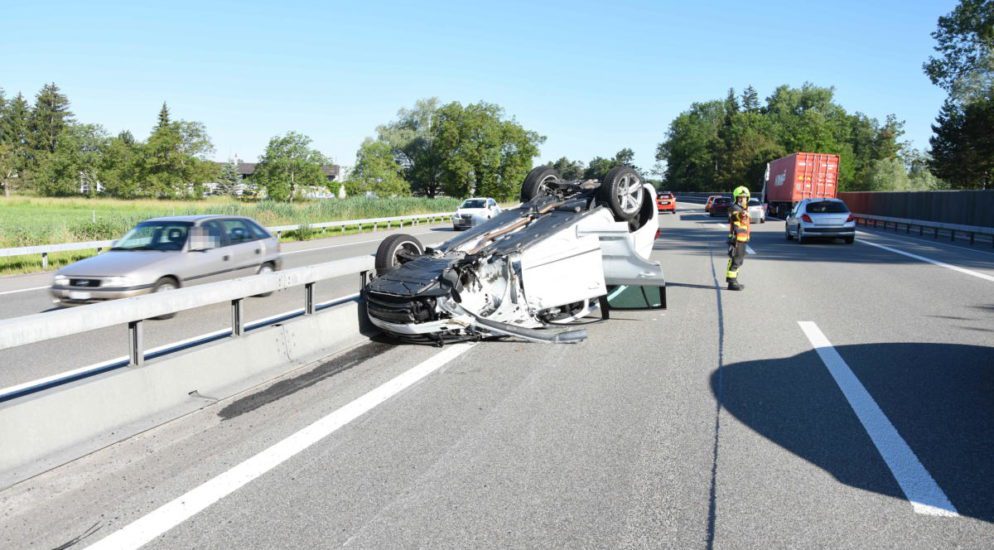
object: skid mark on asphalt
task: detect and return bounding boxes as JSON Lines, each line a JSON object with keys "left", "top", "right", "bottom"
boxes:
{"left": 798, "top": 321, "right": 958, "bottom": 517}
{"left": 84, "top": 342, "right": 476, "bottom": 550}
{"left": 705, "top": 242, "right": 726, "bottom": 550}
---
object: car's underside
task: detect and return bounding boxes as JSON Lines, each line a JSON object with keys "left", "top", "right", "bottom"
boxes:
{"left": 361, "top": 166, "right": 666, "bottom": 345}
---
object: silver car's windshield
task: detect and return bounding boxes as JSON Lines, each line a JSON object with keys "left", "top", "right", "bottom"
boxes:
{"left": 461, "top": 199, "right": 486, "bottom": 209}
{"left": 112, "top": 221, "right": 193, "bottom": 251}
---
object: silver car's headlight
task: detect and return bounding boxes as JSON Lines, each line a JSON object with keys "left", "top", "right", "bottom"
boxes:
{"left": 102, "top": 275, "right": 141, "bottom": 288}
{"left": 53, "top": 274, "right": 69, "bottom": 286}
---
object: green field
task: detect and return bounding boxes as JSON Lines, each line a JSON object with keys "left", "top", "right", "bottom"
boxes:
{"left": 0, "top": 196, "right": 462, "bottom": 275}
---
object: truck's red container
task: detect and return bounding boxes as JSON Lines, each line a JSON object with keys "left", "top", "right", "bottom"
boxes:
{"left": 764, "top": 153, "right": 840, "bottom": 217}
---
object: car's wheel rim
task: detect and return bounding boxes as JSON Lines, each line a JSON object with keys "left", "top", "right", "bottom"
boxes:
{"left": 615, "top": 174, "right": 643, "bottom": 214}
{"left": 259, "top": 265, "right": 273, "bottom": 275}
{"left": 393, "top": 241, "right": 421, "bottom": 266}
{"left": 537, "top": 175, "right": 557, "bottom": 196}
{"left": 156, "top": 282, "right": 175, "bottom": 292}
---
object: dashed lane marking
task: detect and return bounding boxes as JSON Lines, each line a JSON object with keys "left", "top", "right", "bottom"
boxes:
{"left": 798, "top": 321, "right": 958, "bottom": 517}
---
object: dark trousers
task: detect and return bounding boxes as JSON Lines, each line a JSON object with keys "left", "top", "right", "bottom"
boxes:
{"left": 726, "top": 241, "right": 746, "bottom": 281}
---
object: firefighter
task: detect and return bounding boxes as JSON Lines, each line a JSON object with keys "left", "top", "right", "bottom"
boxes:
{"left": 726, "top": 186, "right": 751, "bottom": 291}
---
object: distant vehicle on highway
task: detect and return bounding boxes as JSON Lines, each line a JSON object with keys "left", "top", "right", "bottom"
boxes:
{"left": 709, "top": 197, "right": 732, "bottom": 217}
{"left": 656, "top": 191, "right": 676, "bottom": 214}
{"left": 748, "top": 198, "right": 766, "bottom": 224}
{"left": 452, "top": 197, "right": 501, "bottom": 230}
{"left": 50, "top": 215, "right": 283, "bottom": 309}
{"left": 704, "top": 195, "right": 720, "bottom": 213}
{"left": 763, "top": 152, "right": 840, "bottom": 218}
{"left": 785, "top": 198, "right": 856, "bottom": 244}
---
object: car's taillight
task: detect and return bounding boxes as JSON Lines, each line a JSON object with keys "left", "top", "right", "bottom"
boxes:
{"left": 801, "top": 214, "right": 813, "bottom": 223}
{"left": 655, "top": 229, "right": 662, "bottom": 239}
{"left": 846, "top": 214, "right": 855, "bottom": 223}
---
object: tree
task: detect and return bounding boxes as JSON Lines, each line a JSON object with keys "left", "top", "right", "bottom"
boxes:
{"left": 741, "top": 85, "right": 760, "bottom": 112}
{"left": 550, "top": 156, "right": 585, "bottom": 180}
{"left": 923, "top": 0, "right": 994, "bottom": 102}
{"left": 929, "top": 97, "right": 994, "bottom": 189}
{"left": 35, "top": 124, "right": 108, "bottom": 196}
{"left": 0, "top": 93, "right": 31, "bottom": 196}
{"left": 347, "top": 138, "right": 410, "bottom": 196}
{"left": 141, "top": 106, "right": 217, "bottom": 198}
{"left": 216, "top": 159, "right": 242, "bottom": 196}
{"left": 377, "top": 98, "right": 444, "bottom": 197}
{"left": 100, "top": 131, "right": 142, "bottom": 198}
{"left": 29, "top": 83, "right": 74, "bottom": 155}
{"left": 253, "top": 132, "right": 328, "bottom": 201}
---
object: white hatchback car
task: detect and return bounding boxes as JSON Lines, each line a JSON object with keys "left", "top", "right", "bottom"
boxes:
{"left": 785, "top": 198, "right": 856, "bottom": 244}
{"left": 452, "top": 198, "right": 501, "bottom": 230}
{"left": 747, "top": 198, "right": 766, "bottom": 223}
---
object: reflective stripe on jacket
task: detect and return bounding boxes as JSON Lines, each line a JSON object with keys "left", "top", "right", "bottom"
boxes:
{"left": 728, "top": 204, "right": 750, "bottom": 242}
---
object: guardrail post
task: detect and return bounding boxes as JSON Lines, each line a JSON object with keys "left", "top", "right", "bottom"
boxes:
{"left": 373, "top": 222, "right": 378, "bottom": 231}
{"left": 934, "top": 227, "right": 939, "bottom": 239}
{"left": 128, "top": 320, "right": 144, "bottom": 366}
{"left": 906, "top": 223, "right": 910, "bottom": 234}
{"left": 970, "top": 232, "right": 975, "bottom": 245}
{"left": 305, "top": 282, "right": 315, "bottom": 315}
{"left": 919, "top": 226, "right": 924, "bottom": 236}
{"left": 231, "top": 298, "right": 244, "bottom": 336}
{"left": 41, "top": 252, "right": 48, "bottom": 270}
{"left": 950, "top": 230, "right": 955, "bottom": 242}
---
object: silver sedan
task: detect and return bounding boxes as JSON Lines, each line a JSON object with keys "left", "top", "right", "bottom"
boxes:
{"left": 50, "top": 215, "right": 283, "bottom": 306}
{"left": 785, "top": 198, "right": 856, "bottom": 244}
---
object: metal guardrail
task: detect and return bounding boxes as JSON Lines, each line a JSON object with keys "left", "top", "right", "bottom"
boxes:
{"left": 0, "top": 255, "right": 374, "bottom": 372}
{"left": 853, "top": 213, "right": 994, "bottom": 247}
{"left": 0, "top": 212, "right": 453, "bottom": 268}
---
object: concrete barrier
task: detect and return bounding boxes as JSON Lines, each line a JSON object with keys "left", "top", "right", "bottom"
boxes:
{"left": 0, "top": 298, "right": 378, "bottom": 489}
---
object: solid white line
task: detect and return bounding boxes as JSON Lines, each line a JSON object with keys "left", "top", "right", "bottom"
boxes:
{"left": 858, "top": 238, "right": 994, "bottom": 283}
{"left": 798, "top": 321, "right": 958, "bottom": 517}
{"left": 85, "top": 342, "right": 475, "bottom": 550}
{"left": 0, "top": 285, "right": 48, "bottom": 296}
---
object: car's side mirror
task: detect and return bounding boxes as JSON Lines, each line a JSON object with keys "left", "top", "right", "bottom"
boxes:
{"left": 188, "top": 228, "right": 220, "bottom": 252}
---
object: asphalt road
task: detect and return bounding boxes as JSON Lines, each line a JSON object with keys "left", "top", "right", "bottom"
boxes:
{"left": 2, "top": 202, "right": 993, "bottom": 549}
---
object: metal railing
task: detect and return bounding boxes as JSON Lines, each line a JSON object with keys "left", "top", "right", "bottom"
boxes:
{"left": 852, "top": 213, "right": 994, "bottom": 247}
{"left": 0, "top": 254, "right": 374, "bottom": 397}
{"left": 0, "top": 212, "right": 453, "bottom": 268}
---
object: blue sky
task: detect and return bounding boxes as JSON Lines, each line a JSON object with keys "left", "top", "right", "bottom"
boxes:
{"left": 0, "top": 0, "right": 957, "bottom": 173}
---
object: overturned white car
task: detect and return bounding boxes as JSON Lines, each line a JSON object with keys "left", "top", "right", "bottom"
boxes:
{"left": 361, "top": 165, "right": 666, "bottom": 344}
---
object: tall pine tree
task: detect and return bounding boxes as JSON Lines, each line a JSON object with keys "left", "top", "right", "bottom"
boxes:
{"left": 29, "top": 83, "right": 74, "bottom": 154}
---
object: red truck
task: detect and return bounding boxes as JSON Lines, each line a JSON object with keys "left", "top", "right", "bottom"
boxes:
{"left": 762, "top": 153, "right": 840, "bottom": 218}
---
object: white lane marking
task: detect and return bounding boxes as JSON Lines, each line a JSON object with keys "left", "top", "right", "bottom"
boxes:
{"left": 858, "top": 237, "right": 994, "bottom": 283}
{"left": 0, "top": 285, "right": 49, "bottom": 296}
{"left": 0, "top": 293, "right": 360, "bottom": 400}
{"left": 798, "top": 321, "right": 958, "bottom": 517}
{"left": 85, "top": 342, "right": 475, "bottom": 550}
{"left": 746, "top": 245, "right": 756, "bottom": 255}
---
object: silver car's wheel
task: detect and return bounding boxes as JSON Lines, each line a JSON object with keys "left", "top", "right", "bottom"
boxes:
{"left": 151, "top": 278, "right": 178, "bottom": 320}
{"left": 255, "top": 263, "right": 276, "bottom": 297}
{"left": 798, "top": 226, "right": 807, "bottom": 244}
{"left": 598, "top": 166, "right": 645, "bottom": 221}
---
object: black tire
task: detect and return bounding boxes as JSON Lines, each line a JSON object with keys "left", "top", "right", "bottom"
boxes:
{"left": 797, "top": 227, "right": 807, "bottom": 244}
{"left": 151, "top": 277, "right": 180, "bottom": 320}
{"left": 254, "top": 262, "right": 277, "bottom": 297}
{"left": 375, "top": 234, "right": 424, "bottom": 276}
{"left": 520, "top": 166, "right": 561, "bottom": 202}
{"left": 597, "top": 166, "right": 645, "bottom": 221}
{"left": 786, "top": 226, "right": 794, "bottom": 240}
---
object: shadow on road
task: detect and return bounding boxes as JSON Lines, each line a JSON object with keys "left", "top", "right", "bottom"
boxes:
{"left": 714, "top": 342, "right": 994, "bottom": 522}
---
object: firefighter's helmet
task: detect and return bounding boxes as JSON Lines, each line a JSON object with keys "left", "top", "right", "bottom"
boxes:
{"left": 732, "top": 186, "right": 751, "bottom": 200}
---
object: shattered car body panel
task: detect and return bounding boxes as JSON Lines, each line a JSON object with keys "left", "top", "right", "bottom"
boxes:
{"left": 362, "top": 178, "right": 665, "bottom": 345}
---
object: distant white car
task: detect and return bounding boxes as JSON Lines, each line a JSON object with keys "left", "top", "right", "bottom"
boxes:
{"left": 747, "top": 198, "right": 766, "bottom": 223}
{"left": 452, "top": 197, "right": 501, "bottom": 230}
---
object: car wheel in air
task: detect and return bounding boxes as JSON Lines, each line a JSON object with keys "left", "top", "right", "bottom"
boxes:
{"left": 151, "top": 277, "right": 179, "bottom": 320}
{"left": 254, "top": 262, "right": 277, "bottom": 297}
{"left": 520, "top": 166, "right": 562, "bottom": 202}
{"left": 597, "top": 166, "right": 645, "bottom": 222}
{"left": 375, "top": 234, "right": 424, "bottom": 276}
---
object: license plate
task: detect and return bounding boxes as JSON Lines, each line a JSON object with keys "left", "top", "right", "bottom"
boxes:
{"left": 68, "top": 291, "right": 91, "bottom": 300}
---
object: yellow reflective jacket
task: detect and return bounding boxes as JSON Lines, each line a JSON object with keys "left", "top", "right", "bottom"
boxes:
{"left": 728, "top": 203, "right": 750, "bottom": 242}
